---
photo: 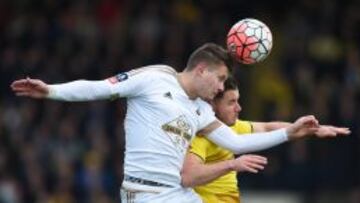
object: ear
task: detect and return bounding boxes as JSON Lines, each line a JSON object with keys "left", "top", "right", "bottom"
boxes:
{"left": 195, "top": 62, "right": 207, "bottom": 76}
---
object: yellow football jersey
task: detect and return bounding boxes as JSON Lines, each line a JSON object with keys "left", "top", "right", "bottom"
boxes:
{"left": 189, "top": 120, "right": 253, "bottom": 203}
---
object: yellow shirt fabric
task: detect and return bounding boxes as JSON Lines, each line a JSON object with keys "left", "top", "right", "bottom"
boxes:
{"left": 189, "top": 120, "right": 253, "bottom": 203}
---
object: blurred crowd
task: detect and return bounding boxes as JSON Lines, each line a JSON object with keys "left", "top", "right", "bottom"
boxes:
{"left": 0, "top": 0, "right": 359, "bottom": 202}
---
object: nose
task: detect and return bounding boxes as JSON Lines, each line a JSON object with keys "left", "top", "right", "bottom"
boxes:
{"left": 218, "top": 82, "right": 224, "bottom": 92}
{"left": 235, "top": 102, "right": 242, "bottom": 113}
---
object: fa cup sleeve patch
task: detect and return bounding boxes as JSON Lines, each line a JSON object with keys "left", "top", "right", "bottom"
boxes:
{"left": 108, "top": 73, "right": 129, "bottom": 84}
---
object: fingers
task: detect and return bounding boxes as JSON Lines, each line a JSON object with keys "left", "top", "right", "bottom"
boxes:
{"left": 235, "top": 155, "right": 268, "bottom": 173}
{"left": 26, "top": 78, "right": 41, "bottom": 86}
{"left": 287, "top": 115, "right": 321, "bottom": 140}
{"left": 11, "top": 81, "right": 33, "bottom": 93}
{"left": 289, "top": 116, "right": 351, "bottom": 139}
{"left": 300, "top": 115, "right": 319, "bottom": 127}
{"left": 11, "top": 79, "right": 30, "bottom": 89}
{"left": 15, "top": 92, "right": 31, "bottom": 97}
{"left": 245, "top": 155, "right": 267, "bottom": 164}
{"left": 240, "top": 164, "right": 261, "bottom": 173}
{"left": 240, "top": 162, "right": 266, "bottom": 173}
{"left": 293, "top": 115, "right": 319, "bottom": 131}
{"left": 330, "top": 127, "right": 351, "bottom": 135}
{"left": 10, "top": 78, "right": 48, "bottom": 99}
{"left": 11, "top": 78, "right": 41, "bottom": 88}
{"left": 316, "top": 126, "right": 351, "bottom": 138}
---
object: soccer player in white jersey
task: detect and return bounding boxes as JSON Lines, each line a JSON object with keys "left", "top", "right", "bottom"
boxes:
{"left": 11, "top": 43, "right": 350, "bottom": 203}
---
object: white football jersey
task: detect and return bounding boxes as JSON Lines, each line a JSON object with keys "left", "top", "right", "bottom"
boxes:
{"left": 109, "top": 65, "right": 216, "bottom": 186}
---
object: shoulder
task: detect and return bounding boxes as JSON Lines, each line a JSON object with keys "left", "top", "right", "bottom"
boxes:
{"left": 195, "top": 99, "right": 213, "bottom": 111}
{"left": 231, "top": 119, "right": 253, "bottom": 134}
{"left": 128, "top": 64, "right": 177, "bottom": 77}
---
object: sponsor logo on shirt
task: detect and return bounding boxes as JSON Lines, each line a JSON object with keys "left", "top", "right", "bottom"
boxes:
{"left": 108, "top": 73, "right": 129, "bottom": 84}
{"left": 162, "top": 116, "right": 193, "bottom": 153}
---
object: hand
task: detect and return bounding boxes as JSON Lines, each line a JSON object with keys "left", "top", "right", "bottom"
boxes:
{"left": 230, "top": 154, "right": 267, "bottom": 173}
{"left": 11, "top": 77, "right": 49, "bottom": 99}
{"left": 286, "top": 115, "right": 319, "bottom": 140}
{"left": 315, "top": 125, "right": 351, "bottom": 138}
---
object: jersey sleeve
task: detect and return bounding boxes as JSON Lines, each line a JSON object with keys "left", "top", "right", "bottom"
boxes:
{"left": 189, "top": 135, "right": 211, "bottom": 161}
{"left": 231, "top": 120, "right": 253, "bottom": 134}
{"left": 47, "top": 66, "right": 160, "bottom": 101}
{"left": 108, "top": 68, "right": 155, "bottom": 98}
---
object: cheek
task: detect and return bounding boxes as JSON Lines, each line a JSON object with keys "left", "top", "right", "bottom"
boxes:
{"left": 220, "top": 107, "right": 232, "bottom": 117}
{"left": 210, "top": 78, "right": 219, "bottom": 88}
{"left": 226, "top": 106, "right": 237, "bottom": 116}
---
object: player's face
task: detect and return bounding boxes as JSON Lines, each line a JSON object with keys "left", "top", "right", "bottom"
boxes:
{"left": 212, "top": 89, "right": 241, "bottom": 126}
{"left": 197, "top": 64, "right": 228, "bottom": 101}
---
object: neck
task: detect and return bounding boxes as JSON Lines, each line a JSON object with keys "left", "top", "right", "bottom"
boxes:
{"left": 177, "top": 72, "right": 197, "bottom": 100}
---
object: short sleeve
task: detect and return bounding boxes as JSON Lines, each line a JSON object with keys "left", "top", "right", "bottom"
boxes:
{"left": 189, "top": 135, "right": 211, "bottom": 161}
{"left": 231, "top": 120, "right": 253, "bottom": 134}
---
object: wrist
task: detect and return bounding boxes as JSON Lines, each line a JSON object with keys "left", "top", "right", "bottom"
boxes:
{"left": 285, "top": 127, "right": 294, "bottom": 140}
{"left": 46, "top": 85, "right": 56, "bottom": 99}
{"left": 227, "top": 159, "right": 235, "bottom": 171}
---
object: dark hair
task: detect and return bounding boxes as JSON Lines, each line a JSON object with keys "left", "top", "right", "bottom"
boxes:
{"left": 214, "top": 76, "right": 238, "bottom": 100}
{"left": 185, "top": 43, "right": 233, "bottom": 72}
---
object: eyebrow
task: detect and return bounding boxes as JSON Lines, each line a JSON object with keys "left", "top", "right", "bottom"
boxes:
{"left": 219, "top": 75, "right": 227, "bottom": 81}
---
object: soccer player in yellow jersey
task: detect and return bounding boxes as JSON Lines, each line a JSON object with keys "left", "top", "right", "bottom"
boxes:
{"left": 181, "top": 77, "right": 294, "bottom": 203}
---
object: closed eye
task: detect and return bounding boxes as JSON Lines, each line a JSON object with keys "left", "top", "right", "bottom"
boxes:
{"left": 218, "top": 75, "right": 227, "bottom": 82}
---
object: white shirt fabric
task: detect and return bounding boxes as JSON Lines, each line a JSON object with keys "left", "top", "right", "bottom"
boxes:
{"left": 48, "top": 65, "right": 215, "bottom": 186}
{"left": 111, "top": 65, "right": 216, "bottom": 186}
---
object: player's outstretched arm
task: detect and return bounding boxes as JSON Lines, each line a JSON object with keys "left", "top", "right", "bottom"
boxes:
{"left": 201, "top": 115, "right": 350, "bottom": 154}
{"left": 11, "top": 77, "right": 114, "bottom": 101}
{"left": 181, "top": 153, "right": 267, "bottom": 187}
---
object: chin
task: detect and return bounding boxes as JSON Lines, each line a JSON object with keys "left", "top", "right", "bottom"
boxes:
{"left": 203, "top": 95, "right": 214, "bottom": 102}
{"left": 228, "top": 120, "right": 236, "bottom": 126}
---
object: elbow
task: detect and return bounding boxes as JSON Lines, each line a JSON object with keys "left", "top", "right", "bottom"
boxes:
{"left": 180, "top": 171, "right": 193, "bottom": 188}
{"left": 181, "top": 178, "right": 193, "bottom": 188}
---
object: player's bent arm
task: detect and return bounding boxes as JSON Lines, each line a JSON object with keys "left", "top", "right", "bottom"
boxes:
{"left": 200, "top": 120, "right": 288, "bottom": 154}
{"left": 252, "top": 121, "right": 291, "bottom": 132}
{"left": 47, "top": 80, "right": 114, "bottom": 101}
{"left": 181, "top": 153, "right": 234, "bottom": 188}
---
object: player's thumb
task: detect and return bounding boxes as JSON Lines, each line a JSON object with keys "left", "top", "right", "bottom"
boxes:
{"left": 27, "top": 78, "right": 42, "bottom": 87}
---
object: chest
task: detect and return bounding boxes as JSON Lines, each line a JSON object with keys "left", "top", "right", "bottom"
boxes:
{"left": 144, "top": 80, "right": 203, "bottom": 129}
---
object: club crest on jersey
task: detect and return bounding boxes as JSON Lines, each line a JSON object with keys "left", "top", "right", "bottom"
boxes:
{"left": 162, "top": 115, "right": 193, "bottom": 154}
{"left": 108, "top": 73, "right": 128, "bottom": 84}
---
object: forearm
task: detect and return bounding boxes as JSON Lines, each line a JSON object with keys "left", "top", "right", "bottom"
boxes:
{"left": 47, "top": 80, "right": 114, "bottom": 101}
{"left": 181, "top": 156, "right": 234, "bottom": 187}
{"left": 206, "top": 125, "right": 288, "bottom": 154}
{"left": 265, "top": 121, "right": 291, "bottom": 132}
